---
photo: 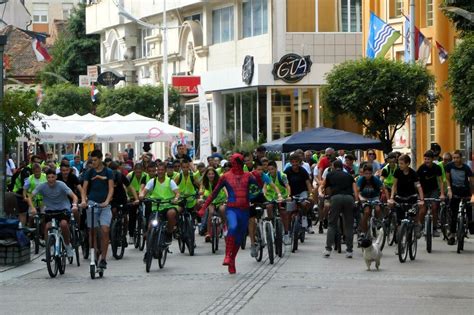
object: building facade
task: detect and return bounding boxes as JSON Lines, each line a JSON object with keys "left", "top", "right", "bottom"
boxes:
{"left": 86, "top": 0, "right": 365, "bottom": 152}
{"left": 24, "top": 0, "right": 83, "bottom": 33}
{"left": 0, "top": 0, "right": 30, "bottom": 29}
{"left": 362, "top": 0, "right": 471, "bottom": 162}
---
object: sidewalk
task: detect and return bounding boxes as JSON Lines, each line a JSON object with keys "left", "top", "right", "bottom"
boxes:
{"left": 0, "top": 248, "right": 44, "bottom": 283}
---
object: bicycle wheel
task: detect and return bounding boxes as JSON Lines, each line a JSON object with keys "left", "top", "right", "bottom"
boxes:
{"left": 211, "top": 221, "right": 218, "bottom": 254}
{"left": 186, "top": 217, "right": 195, "bottom": 256}
{"left": 46, "top": 235, "right": 58, "bottom": 278}
{"left": 158, "top": 231, "right": 168, "bottom": 269}
{"left": 34, "top": 216, "right": 40, "bottom": 255}
{"left": 425, "top": 215, "right": 432, "bottom": 253}
{"left": 457, "top": 217, "right": 464, "bottom": 254}
{"left": 139, "top": 220, "right": 147, "bottom": 251}
{"left": 74, "top": 235, "right": 81, "bottom": 267}
{"left": 299, "top": 226, "right": 305, "bottom": 244}
{"left": 145, "top": 230, "right": 154, "bottom": 273}
{"left": 82, "top": 230, "right": 89, "bottom": 260}
{"left": 241, "top": 231, "right": 247, "bottom": 250}
{"left": 388, "top": 213, "right": 397, "bottom": 246}
{"left": 59, "top": 241, "right": 66, "bottom": 275}
{"left": 409, "top": 224, "right": 417, "bottom": 261}
{"left": 439, "top": 205, "right": 449, "bottom": 240}
{"left": 133, "top": 217, "right": 141, "bottom": 249}
{"left": 265, "top": 223, "right": 274, "bottom": 264}
{"left": 398, "top": 223, "right": 408, "bottom": 263}
{"left": 111, "top": 220, "right": 124, "bottom": 260}
{"left": 275, "top": 219, "right": 283, "bottom": 258}
{"left": 291, "top": 217, "right": 299, "bottom": 253}
{"left": 255, "top": 225, "right": 264, "bottom": 262}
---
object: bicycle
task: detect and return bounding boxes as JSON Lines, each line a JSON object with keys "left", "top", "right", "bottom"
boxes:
{"left": 384, "top": 206, "right": 398, "bottom": 247}
{"left": 176, "top": 194, "right": 198, "bottom": 256}
{"left": 438, "top": 200, "right": 451, "bottom": 241}
{"left": 88, "top": 202, "right": 105, "bottom": 279}
{"left": 362, "top": 200, "right": 387, "bottom": 250}
{"left": 111, "top": 202, "right": 133, "bottom": 260}
{"left": 134, "top": 201, "right": 147, "bottom": 251}
{"left": 423, "top": 198, "right": 441, "bottom": 253}
{"left": 287, "top": 196, "right": 308, "bottom": 253}
{"left": 251, "top": 201, "right": 275, "bottom": 264}
{"left": 394, "top": 196, "right": 419, "bottom": 263}
{"left": 69, "top": 212, "right": 81, "bottom": 266}
{"left": 42, "top": 210, "right": 69, "bottom": 278}
{"left": 454, "top": 196, "right": 471, "bottom": 254}
{"left": 32, "top": 212, "right": 45, "bottom": 255}
{"left": 274, "top": 201, "right": 285, "bottom": 258}
{"left": 144, "top": 198, "right": 175, "bottom": 272}
{"left": 209, "top": 205, "right": 224, "bottom": 254}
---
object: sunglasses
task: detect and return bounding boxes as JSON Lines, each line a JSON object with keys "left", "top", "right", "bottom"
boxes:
{"left": 368, "top": 153, "right": 375, "bottom": 156}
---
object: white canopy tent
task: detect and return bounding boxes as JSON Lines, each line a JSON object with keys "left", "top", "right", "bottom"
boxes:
{"left": 22, "top": 112, "right": 193, "bottom": 143}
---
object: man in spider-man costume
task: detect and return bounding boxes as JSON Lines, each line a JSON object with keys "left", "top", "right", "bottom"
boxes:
{"left": 199, "top": 153, "right": 257, "bottom": 274}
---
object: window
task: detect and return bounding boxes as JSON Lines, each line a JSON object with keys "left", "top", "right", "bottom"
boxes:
{"left": 139, "top": 28, "right": 152, "bottom": 58}
{"left": 212, "top": 6, "right": 234, "bottom": 44}
{"left": 389, "top": 0, "right": 404, "bottom": 18}
{"left": 223, "top": 90, "right": 259, "bottom": 143}
{"left": 184, "top": 13, "right": 201, "bottom": 23}
{"left": 429, "top": 109, "right": 435, "bottom": 145}
{"left": 33, "top": 3, "right": 48, "bottom": 23}
{"left": 62, "top": 3, "right": 74, "bottom": 19}
{"left": 286, "top": 0, "right": 362, "bottom": 33}
{"left": 426, "top": 0, "right": 433, "bottom": 26}
{"left": 459, "top": 126, "right": 466, "bottom": 151}
{"left": 243, "top": 0, "right": 268, "bottom": 38}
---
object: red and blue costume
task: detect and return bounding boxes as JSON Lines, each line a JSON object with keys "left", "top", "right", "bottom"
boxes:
{"left": 199, "top": 153, "right": 257, "bottom": 274}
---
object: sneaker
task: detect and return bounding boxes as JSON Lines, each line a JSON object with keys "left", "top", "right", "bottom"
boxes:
{"left": 66, "top": 244, "right": 74, "bottom": 258}
{"left": 323, "top": 249, "right": 331, "bottom": 258}
{"left": 98, "top": 259, "right": 107, "bottom": 269}
{"left": 415, "top": 224, "right": 422, "bottom": 239}
{"left": 307, "top": 226, "right": 315, "bottom": 234}
{"left": 250, "top": 244, "right": 258, "bottom": 257}
{"left": 433, "top": 229, "right": 440, "bottom": 237}
{"left": 283, "top": 234, "right": 291, "bottom": 245}
{"left": 318, "top": 225, "right": 324, "bottom": 234}
{"left": 345, "top": 251, "right": 353, "bottom": 259}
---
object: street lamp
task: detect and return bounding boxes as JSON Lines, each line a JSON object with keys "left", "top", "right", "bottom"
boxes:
{"left": 115, "top": 0, "right": 178, "bottom": 125}
{"left": 0, "top": 35, "right": 7, "bottom": 218}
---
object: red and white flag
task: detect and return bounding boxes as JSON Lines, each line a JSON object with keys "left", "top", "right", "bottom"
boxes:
{"left": 90, "top": 83, "right": 99, "bottom": 102}
{"left": 32, "top": 34, "right": 52, "bottom": 62}
{"left": 435, "top": 41, "right": 448, "bottom": 64}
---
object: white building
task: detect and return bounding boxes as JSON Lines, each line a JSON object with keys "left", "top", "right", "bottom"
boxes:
{"left": 0, "top": 0, "right": 30, "bottom": 29}
{"left": 86, "top": 0, "right": 363, "bottom": 154}
{"left": 24, "top": 0, "right": 84, "bottom": 33}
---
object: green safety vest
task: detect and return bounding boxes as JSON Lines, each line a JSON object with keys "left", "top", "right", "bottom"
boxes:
{"left": 203, "top": 183, "right": 227, "bottom": 205}
{"left": 193, "top": 171, "right": 204, "bottom": 184}
{"left": 265, "top": 171, "right": 288, "bottom": 201}
{"left": 216, "top": 167, "right": 224, "bottom": 175}
{"left": 27, "top": 173, "right": 47, "bottom": 206}
{"left": 382, "top": 164, "right": 397, "bottom": 188}
{"left": 312, "top": 153, "right": 319, "bottom": 163}
{"left": 436, "top": 161, "right": 447, "bottom": 187}
{"left": 149, "top": 177, "right": 177, "bottom": 212}
{"left": 175, "top": 172, "right": 197, "bottom": 208}
{"left": 127, "top": 171, "right": 148, "bottom": 197}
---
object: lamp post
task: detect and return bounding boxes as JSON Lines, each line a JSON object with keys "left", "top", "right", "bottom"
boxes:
{"left": 409, "top": 0, "right": 417, "bottom": 169}
{"left": 0, "top": 35, "right": 7, "bottom": 218}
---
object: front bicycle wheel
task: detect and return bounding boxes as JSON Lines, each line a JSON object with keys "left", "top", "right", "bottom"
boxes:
{"left": 59, "top": 241, "right": 66, "bottom": 275}
{"left": 158, "top": 230, "right": 168, "bottom": 269}
{"left": 425, "top": 215, "right": 432, "bottom": 253}
{"left": 145, "top": 230, "right": 154, "bottom": 273}
{"left": 457, "top": 217, "right": 464, "bottom": 253}
{"left": 388, "top": 213, "right": 397, "bottom": 246}
{"left": 409, "top": 225, "right": 417, "bottom": 261}
{"left": 439, "top": 205, "right": 449, "bottom": 240}
{"left": 34, "top": 217, "right": 40, "bottom": 255}
{"left": 211, "top": 221, "right": 218, "bottom": 254}
{"left": 291, "top": 217, "right": 299, "bottom": 253}
{"left": 133, "top": 217, "right": 141, "bottom": 249}
{"left": 256, "top": 225, "right": 264, "bottom": 262}
{"left": 139, "top": 220, "right": 147, "bottom": 251}
{"left": 265, "top": 223, "right": 274, "bottom": 264}
{"left": 186, "top": 217, "right": 195, "bottom": 256}
{"left": 398, "top": 223, "right": 408, "bottom": 263}
{"left": 46, "top": 236, "right": 58, "bottom": 278}
{"left": 82, "top": 230, "right": 89, "bottom": 260}
{"left": 111, "top": 220, "right": 125, "bottom": 260}
{"left": 274, "top": 219, "right": 283, "bottom": 258}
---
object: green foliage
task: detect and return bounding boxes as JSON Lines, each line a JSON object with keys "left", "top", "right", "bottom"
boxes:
{"left": 441, "top": 0, "right": 474, "bottom": 37}
{"left": 96, "top": 85, "right": 182, "bottom": 125}
{"left": 447, "top": 33, "right": 474, "bottom": 127}
{"left": 322, "top": 58, "right": 439, "bottom": 153}
{"left": 1, "top": 88, "right": 40, "bottom": 151}
{"left": 38, "top": 3, "right": 100, "bottom": 85}
{"left": 39, "top": 83, "right": 94, "bottom": 115}
{"left": 219, "top": 133, "right": 260, "bottom": 155}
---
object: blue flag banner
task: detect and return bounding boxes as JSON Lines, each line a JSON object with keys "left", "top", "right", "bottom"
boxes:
{"left": 367, "top": 12, "right": 401, "bottom": 59}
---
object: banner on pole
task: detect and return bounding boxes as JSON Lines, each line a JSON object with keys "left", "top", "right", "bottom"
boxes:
{"left": 198, "top": 85, "right": 211, "bottom": 164}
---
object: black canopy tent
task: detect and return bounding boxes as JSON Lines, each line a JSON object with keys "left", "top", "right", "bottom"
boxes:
{"left": 263, "top": 127, "right": 383, "bottom": 153}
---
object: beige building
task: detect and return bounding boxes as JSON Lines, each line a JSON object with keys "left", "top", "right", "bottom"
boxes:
{"left": 24, "top": 0, "right": 83, "bottom": 33}
{"left": 86, "top": 0, "right": 364, "bottom": 152}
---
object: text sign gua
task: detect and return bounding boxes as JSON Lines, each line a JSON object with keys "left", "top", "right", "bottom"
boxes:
{"left": 272, "top": 54, "right": 312, "bottom": 83}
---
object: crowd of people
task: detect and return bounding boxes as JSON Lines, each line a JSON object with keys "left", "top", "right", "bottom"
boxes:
{"left": 4, "top": 141, "right": 473, "bottom": 274}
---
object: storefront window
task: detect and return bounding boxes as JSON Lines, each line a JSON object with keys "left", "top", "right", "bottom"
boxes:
{"left": 223, "top": 90, "right": 259, "bottom": 144}
{"left": 271, "top": 88, "right": 317, "bottom": 140}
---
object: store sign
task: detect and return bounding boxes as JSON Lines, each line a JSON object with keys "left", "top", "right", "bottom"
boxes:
{"left": 172, "top": 76, "right": 201, "bottom": 95}
{"left": 78, "top": 75, "right": 90, "bottom": 87}
{"left": 97, "top": 71, "right": 125, "bottom": 87}
{"left": 242, "top": 55, "right": 254, "bottom": 85}
{"left": 272, "top": 54, "right": 312, "bottom": 83}
{"left": 87, "top": 65, "right": 99, "bottom": 82}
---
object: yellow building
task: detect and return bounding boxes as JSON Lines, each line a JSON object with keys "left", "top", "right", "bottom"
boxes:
{"left": 362, "top": 0, "right": 464, "bottom": 163}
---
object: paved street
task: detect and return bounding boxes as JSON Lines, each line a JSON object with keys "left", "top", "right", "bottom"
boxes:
{"left": 0, "top": 232, "right": 473, "bottom": 314}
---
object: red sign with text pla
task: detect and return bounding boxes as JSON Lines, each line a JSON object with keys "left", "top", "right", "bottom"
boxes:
{"left": 171, "top": 76, "right": 201, "bottom": 95}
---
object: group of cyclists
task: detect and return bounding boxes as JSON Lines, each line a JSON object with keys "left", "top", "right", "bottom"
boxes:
{"left": 5, "top": 141, "right": 473, "bottom": 276}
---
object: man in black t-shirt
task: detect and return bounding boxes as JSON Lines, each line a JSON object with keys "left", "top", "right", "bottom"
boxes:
{"left": 284, "top": 153, "right": 315, "bottom": 233}
{"left": 319, "top": 160, "right": 358, "bottom": 258}
{"left": 389, "top": 154, "right": 425, "bottom": 239}
{"left": 57, "top": 162, "right": 83, "bottom": 223}
{"left": 417, "top": 150, "right": 445, "bottom": 237}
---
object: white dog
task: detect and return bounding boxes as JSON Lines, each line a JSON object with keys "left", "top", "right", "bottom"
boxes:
{"left": 359, "top": 228, "right": 384, "bottom": 271}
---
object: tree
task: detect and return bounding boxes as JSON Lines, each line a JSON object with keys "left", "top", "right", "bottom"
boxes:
{"left": 38, "top": 3, "right": 100, "bottom": 86}
{"left": 322, "top": 58, "right": 439, "bottom": 153}
{"left": 1, "top": 88, "right": 41, "bottom": 152}
{"left": 447, "top": 33, "right": 474, "bottom": 127}
{"left": 96, "top": 85, "right": 182, "bottom": 125}
{"left": 441, "top": 0, "right": 474, "bottom": 37}
{"left": 39, "top": 84, "right": 95, "bottom": 116}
